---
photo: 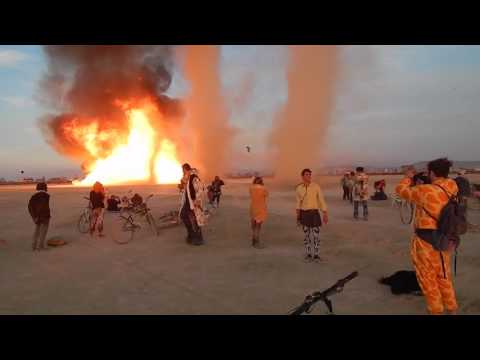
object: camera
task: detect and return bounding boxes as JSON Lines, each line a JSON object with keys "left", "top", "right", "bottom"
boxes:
{"left": 413, "top": 172, "right": 430, "bottom": 185}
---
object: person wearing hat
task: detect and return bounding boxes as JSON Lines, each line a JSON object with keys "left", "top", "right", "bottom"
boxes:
{"left": 28, "top": 182, "right": 51, "bottom": 251}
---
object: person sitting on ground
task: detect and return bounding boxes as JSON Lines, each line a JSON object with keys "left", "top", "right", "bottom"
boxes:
{"left": 28, "top": 182, "right": 51, "bottom": 251}
{"left": 371, "top": 179, "right": 388, "bottom": 201}
{"left": 89, "top": 181, "right": 106, "bottom": 237}
{"left": 107, "top": 195, "right": 121, "bottom": 212}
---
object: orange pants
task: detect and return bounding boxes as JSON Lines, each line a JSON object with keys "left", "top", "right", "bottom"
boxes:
{"left": 410, "top": 235, "right": 458, "bottom": 314}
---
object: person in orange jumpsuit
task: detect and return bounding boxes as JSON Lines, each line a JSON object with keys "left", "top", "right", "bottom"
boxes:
{"left": 396, "top": 158, "right": 459, "bottom": 315}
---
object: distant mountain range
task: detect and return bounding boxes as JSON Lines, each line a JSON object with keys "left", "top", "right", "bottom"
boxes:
{"left": 410, "top": 161, "right": 480, "bottom": 170}
{"left": 316, "top": 161, "right": 480, "bottom": 175}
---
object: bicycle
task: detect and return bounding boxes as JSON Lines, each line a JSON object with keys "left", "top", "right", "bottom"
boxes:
{"left": 77, "top": 196, "right": 92, "bottom": 234}
{"left": 289, "top": 271, "right": 359, "bottom": 315}
{"left": 392, "top": 193, "right": 414, "bottom": 225}
{"left": 116, "top": 194, "right": 158, "bottom": 244}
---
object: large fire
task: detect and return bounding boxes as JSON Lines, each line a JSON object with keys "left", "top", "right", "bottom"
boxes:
{"left": 72, "top": 101, "right": 183, "bottom": 186}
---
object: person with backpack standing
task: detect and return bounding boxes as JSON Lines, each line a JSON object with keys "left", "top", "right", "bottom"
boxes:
{"left": 28, "top": 182, "right": 51, "bottom": 251}
{"left": 396, "top": 158, "right": 461, "bottom": 315}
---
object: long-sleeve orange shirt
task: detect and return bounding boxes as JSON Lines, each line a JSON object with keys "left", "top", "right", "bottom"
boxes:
{"left": 395, "top": 177, "right": 458, "bottom": 230}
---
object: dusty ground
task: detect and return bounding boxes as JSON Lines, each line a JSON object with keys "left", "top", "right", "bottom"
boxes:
{"left": 1, "top": 175, "right": 479, "bottom": 315}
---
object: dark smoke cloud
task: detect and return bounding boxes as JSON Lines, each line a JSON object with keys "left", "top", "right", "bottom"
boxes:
{"left": 38, "top": 45, "right": 184, "bottom": 168}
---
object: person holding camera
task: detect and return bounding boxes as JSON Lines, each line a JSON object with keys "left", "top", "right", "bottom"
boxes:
{"left": 396, "top": 158, "right": 459, "bottom": 315}
{"left": 295, "top": 168, "right": 328, "bottom": 262}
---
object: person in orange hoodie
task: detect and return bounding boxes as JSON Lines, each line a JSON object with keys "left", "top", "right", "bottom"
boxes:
{"left": 396, "top": 158, "right": 459, "bottom": 315}
{"left": 249, "top": 176, "right": 268, "bottom": 249}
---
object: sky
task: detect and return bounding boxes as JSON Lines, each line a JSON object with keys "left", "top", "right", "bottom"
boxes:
{"left": 1, "top": 45, "right": 480, "bottom": 179}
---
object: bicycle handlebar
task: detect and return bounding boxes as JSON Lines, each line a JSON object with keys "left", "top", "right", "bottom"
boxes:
{"left": 289, "top": 271, "right": 359, "bottom": 315}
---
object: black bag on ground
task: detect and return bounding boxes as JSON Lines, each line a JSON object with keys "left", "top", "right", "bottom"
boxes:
{"left": 379, "top": 271, "right": 422, "bottom": 296}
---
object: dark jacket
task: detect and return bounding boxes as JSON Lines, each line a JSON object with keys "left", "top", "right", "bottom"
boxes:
{"left": 90, "top": 191, "right": 105, "bottom": 209}
{"left": 28, "top": 191, "right": 51, "bottom": 224}
{"left": 211, "top": 179, "right": 225, "bottom": 194}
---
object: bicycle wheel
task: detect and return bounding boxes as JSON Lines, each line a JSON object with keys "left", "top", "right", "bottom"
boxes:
{"left": 399, "top": 201, "right": 414, "bottom": 224}
{"left": 467, "top": 197, "right": 480, "bottom": 211}
{"left": 146, "top": 213, "right": 159, "bottom": 236}
{"left": 77, "top": 212, "right": 90, "bottom": 233}
{"left": 115, "top": 217, "right": 135, "bottom": 244}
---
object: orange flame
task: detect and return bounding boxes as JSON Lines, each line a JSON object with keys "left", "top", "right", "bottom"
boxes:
{"left": 73, "top": 102, "right": 182, "bottom": 186}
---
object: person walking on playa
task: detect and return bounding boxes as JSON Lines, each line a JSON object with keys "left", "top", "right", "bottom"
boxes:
{"left": 396, "top": 158, "right": 459, "bottom": 315}
{"left": 28, "top": 182, "right": 51, "bottom": 251}
{"left": 295, "top": 168, "right": 328, "bottom": 262}
{"left": 179, "top": 163, "right": 205, "bottom": 246}
{"left": 249, "top": 176, "right": 268, "bottom": 249}
{"left": 89, "top": 181, "right": 106, "bottom": 237}
{"left": 210, "top": 176, "right": 225, "bottom": 208}
{"left": 353, "top": 167, "right": 369, "bottom": 220}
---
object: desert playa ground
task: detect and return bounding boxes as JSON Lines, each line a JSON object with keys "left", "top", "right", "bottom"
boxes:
{"left": 1, "top": 174, "right": 480, "bottom": 315}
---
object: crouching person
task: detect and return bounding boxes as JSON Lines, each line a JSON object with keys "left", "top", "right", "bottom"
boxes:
{"left": 28, "top": 182, "right": 51, "bottom": 251}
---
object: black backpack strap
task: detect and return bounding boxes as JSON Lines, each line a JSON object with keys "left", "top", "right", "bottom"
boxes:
{"left": 454, "top": 248, "right": 458, "bottom": 277}
{"left": 440, "top": 252, "right": 447, "bottom": 279}
{"left": 421, "top": 205, "right": 438, "bottom": 223}
{"left": 434, "top": 184, "right": 456, "bottom": 200}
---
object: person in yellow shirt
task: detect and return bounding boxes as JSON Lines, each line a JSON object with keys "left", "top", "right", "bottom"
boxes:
{"left": 395, "top": 158, "right": 459, "bottom": 315}
{"left": 295, "top": 168, "right": 328, "bottom": 262}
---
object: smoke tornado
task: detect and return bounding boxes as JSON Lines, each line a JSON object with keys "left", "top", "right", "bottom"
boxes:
{"left": 180, "top": 45, "right": 233, "bottom": 179}
{"left": 270, "top": 45, "right": 338, "bottom": 182}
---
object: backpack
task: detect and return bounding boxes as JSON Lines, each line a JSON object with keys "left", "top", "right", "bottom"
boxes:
{"left": 422, "top": 184, "right": 467, "bottom": 250}
{"left": 454, "top": 176, "right": 471, "bottom": 197}
{"left": 421, "top": 184, "right": 467, "bottom": 277}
